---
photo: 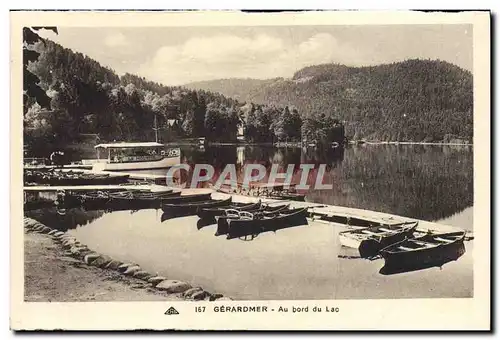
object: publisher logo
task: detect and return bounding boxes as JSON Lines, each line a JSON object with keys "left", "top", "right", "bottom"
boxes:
{"left": 164, "top": 307, "right": 179, "bottom": 315}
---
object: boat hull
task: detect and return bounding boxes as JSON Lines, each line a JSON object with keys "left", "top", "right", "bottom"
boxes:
{"left": 92, "top": 156, "right": 181, "bottom": 171}
{"left": 226, "top": 208, "right": 308, "bottom": 239}
{"left": 197, "top": 201, "right": 261, "bottom": 220}
{"left": 338, "top": 223, "right": 418, "bottom": 258}
{"left": 214, "top": 204, "right": 290, "bottom": 236}
{"left": 380, "top": 233, "right": 466, "bottom": 273}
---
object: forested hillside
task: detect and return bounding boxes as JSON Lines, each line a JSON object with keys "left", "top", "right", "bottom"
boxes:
{"left": 186, "top": 78, "right": 280, "bottom": 101}
{"left": 186, "top": 60, "right": 473, "bottom": 143}
{"left": 24, "top": 34, "right": 342, "bottom": 157}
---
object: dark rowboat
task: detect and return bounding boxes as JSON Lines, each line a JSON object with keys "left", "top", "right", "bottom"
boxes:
{"left": 266, "top": 192, "right": 306, "bottom": 201}
{"left": 379, "top": 231, "right": 466, "bottom": 273}
{"left": 214, "top": 204, "right": 290, "bottom": 236}
{"left": 162, "top": 196, "right": 232, "bottom": 214}
{"left": 224, "top": 207, "right": 308, "bottom": 239}
{"left": 160, "top": 193, "right": 213, "bottom": 205}
{"left": 197, "top": 200, "right": 261, "bottom": 220}
{"left": 338, "top": 222, "right": 418, "bottom": 258}
{"left": 107, "top": 190, "right": 180, "bottom": 210}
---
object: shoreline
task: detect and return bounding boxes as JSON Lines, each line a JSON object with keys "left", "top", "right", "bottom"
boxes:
{"left": 164, "top": 141, "right": 473, "bottom": 147}
{"left": 24, "top": 217, "right": 231, "bottom": 302}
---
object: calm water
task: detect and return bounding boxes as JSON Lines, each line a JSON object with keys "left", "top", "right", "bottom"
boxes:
{"left": 28, "top": 145, "right": 474, "bottom": 300}
{"left": 138, "top": 144, "right": 474, "bottom": 223}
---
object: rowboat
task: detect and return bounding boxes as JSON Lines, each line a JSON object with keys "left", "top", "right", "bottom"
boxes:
{"left": 107, "top": 189, "right": 180, "bottom": 210}
{"left": 160, "top": 193, "right": 213, "bottom": 205}
{"left": 214, "top": 204, "right": 290, "bottom": 235}
{"left": 24, "top": 169, "right": 130, "bottom": 186}
{"left": 161, "top": 197, "right": 233, "bottom": 220}
{"left": 197, "top": 201, "right": 261, "bottom": 220}
{"left": 379, "top": 231, "right": 466, "bottom": 273}
{"left": 338, "top": 222, "right": 418, "bottom": 258}
{"left": 224, "top": 207, "right": 308, "bottom": 239}
{"left": 61, "top": 189, "right": 181, "bottom": 211}
{"left": 266, "top": 192, "right": 306, "bottom": 201}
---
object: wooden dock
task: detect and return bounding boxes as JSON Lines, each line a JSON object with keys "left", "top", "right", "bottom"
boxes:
{"left": 24, "top": 184, "right": 173, "bottom": 193}
{"left": 23, "top": 182, "right": 472, "bottom": 238}
{"left": 24, "top": 164, "right": 93, "bottom": 170}
{"left": 211, "top": 192, "right": 470, "bottom": 235}
{"left": 36, "top": 168, "right": 172, "bottom": 185}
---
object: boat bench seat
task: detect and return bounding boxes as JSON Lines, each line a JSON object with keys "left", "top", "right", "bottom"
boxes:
{"left": 412, "top": 241, "right": 437, "bottom": 248}
{"left": 433, "top": 237, "right": 454, "bottom": 243}
{"left": 360, "top": 230, "right": 383, "bottom": 236}
{"left": 378, "top": 227, "right": 395, "bottom": 233}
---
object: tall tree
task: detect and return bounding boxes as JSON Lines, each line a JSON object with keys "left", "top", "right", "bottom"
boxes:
{"left": 23, "top": 27, "right": 57, "bottom": 113}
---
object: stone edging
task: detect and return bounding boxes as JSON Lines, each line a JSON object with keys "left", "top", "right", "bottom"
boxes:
{"left": 24, "top": 217, "right": 232, "bottom": 301}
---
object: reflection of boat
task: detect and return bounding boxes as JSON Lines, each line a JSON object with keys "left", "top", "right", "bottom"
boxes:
{"left": 224, "top": 207, "right": 308, "bottom": 239}
{"left": 338, "top": 222, "right": 418, "bottom": 258}
{"left": 89, "top": 142, "right": 181, "bottom": 171}
{"left": 379, "top": 231, "right": 466, "bottom": 273}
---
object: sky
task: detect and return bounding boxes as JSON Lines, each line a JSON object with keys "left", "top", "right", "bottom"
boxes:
{"left": 39, "top": 25, "right": 473, "bottom": 86}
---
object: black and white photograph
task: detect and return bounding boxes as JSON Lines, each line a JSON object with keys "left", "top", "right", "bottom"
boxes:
{"left": 10, "top": 10, "right": 490, "bottom": 331}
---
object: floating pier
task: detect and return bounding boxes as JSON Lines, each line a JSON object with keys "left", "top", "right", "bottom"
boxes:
{"left": 23, "top": 184, "right": 173, "bottom": 192}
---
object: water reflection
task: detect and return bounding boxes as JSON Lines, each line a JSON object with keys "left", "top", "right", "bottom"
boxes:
{"left": 59, "top": 210, "right": 472, "bottom": 299}
{"left": 177, "top": 145, "right": 473, "bottom": 222}
{"left": 25, "top": 207, "right": 106, "bottom": 232}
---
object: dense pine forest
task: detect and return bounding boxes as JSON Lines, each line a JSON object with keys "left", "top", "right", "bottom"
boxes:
{"left": 187, "top": 60, "right": 473, "bottom": 143}
{"left": 24, "top": 30, "right": 341, "bottom": 157}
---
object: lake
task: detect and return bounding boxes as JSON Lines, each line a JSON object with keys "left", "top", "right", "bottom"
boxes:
{"left": 27, "top": 144, "right": 474, "bottom": 300}
{"left": 135, "top": 144, "right": 474, "bottom": 224}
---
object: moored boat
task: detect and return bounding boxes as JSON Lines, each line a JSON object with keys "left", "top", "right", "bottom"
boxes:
{"left": 107, "top": 189, "right": 180, "bottom": 210}
{"left": 379, "top": 231, "right": 466, "bottom": 273}
{"left": 197, "top": 200, "right": 261, "bottom": 220}
{"left": 90, "top": 142, "right": 181, "bottom": 171}
{"left": 23, "top": 169, "right": 130, "bottom": 186}
{"left": 338, "top": 221, "right": 418, "bottom": 258}
{"left": 224, "top": 207, "right": 308, "bottom": 239}
{"left": 214, "top": 204, "right": 290, "bottom": 235}
{"left": 160, "top": 193, "right": 213, "bottom": 205}
{"left": 162, "top": 197, "right": 232, "bottom": 214}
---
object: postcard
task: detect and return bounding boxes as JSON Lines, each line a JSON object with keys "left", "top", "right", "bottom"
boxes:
{"left": 10, "top": 10, "right": 490, "bottom": 331}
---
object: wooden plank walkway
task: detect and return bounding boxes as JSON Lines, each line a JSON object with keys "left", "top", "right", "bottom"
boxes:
{"left": 23, "top": 184, "right": 173, "bottom": 192}
{"left": 211, "top": 192, "right": 469, "bottom": 235}
{"left": 23, "top": 184, "right": 472, "bottom": 238}
{"left": 24, "top": 164, "right": 92, "bottom": 170}
{"left": 33, "top": 168, "right": 172, "bottom": 185}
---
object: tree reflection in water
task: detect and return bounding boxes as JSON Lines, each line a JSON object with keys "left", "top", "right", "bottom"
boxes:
{"left": 180, "top": 144, "right": 473, "bottom": 222}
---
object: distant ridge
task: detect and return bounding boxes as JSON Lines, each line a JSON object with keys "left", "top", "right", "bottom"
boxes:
{"left": 185, "top": 59, "right": 473, "bottom": 142}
